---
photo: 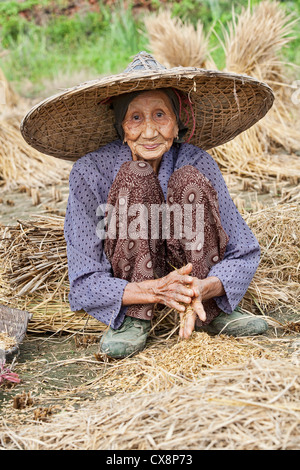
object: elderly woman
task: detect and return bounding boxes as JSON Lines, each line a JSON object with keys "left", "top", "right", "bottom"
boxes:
{"left": 21, "top": 52, "right": 273, "bottom": 358}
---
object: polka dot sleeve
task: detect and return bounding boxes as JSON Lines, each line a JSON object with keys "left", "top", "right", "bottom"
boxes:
{"left": 176, "top": 144, "right": 261, "bottom": 313}
{"left": 64, "top": 150, "right": 129, "bottom": 330}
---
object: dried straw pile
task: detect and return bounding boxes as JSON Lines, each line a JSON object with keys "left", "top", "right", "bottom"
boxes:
{"left": 0, "top": 331, "right": 17, "bottom": 351}
{"left": 145, "top": 1, "right": 300, "bottom": 180}
{"left": 242, "top": 202, "right": 300, "bottom": 311}
{"left": 0, "top": 215, "right": 67, "bottom": 298}
{"left": 0, "top": 115, "right": 71, "bottom": 188}
{"left": 0, "top": 69, "right": 19, "bottom": 109}
{"left": 0, "top": 199, "right": 299, "bottom": 334}
{"left": 0, "top": 69, "right": 71, "bottom": 188}
{"left": 0, "top": 215, "right": 102, "bottom": 334}
{"left": 89, "top": 331, "right": 288, "bottom": 394}
{"left": 1, "top": 357, "right": 299, "bottom": 450}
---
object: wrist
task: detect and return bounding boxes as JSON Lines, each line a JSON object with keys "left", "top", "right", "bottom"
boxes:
{"left": 199, "top": 276, "right": 225, "bottom": 301}
{"left": 137, "top": 279, "right": 158, "bottom": 303}
{"left": 122, "top": 279, "right": 157, "bottom": 306}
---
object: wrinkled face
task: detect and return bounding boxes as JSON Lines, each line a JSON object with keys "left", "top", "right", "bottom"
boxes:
{"left": 122, "top": 90, "right": 179, "bottom": 170}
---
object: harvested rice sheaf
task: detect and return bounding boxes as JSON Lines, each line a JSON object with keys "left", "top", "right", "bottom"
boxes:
{"left": 211, "top": 1, "right": 300, "bottom": 179}
{"left": 0, "top": 69, "right": 19, "bottom": 110}
{"left": 0, "top": 215, "right": 105, "bottom": 333}
{"left": 0, "top": 114, "right": 71, "bottom": 188}
{"left": 144, "top": 9, "right": 214, "bottom": 69}
{"left": 0, "top": 215, "right": 67, "bottom": 297}
{"left": 242, "top": 203, "right": 300, "bottom": 310}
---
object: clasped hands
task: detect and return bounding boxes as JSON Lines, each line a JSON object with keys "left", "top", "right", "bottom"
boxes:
{"left": 122, "top": 263, "right": 224, "bottom": 340}
{"left": 153, "top": 263, "right": 208, "bottom": 340}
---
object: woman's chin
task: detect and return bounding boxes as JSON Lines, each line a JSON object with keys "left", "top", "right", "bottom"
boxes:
{"left": 133, "top": 144, "right": 167, "bottom": 162}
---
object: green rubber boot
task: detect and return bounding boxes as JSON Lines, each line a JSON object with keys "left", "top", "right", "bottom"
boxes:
{"left": 196, "top": 308, "right": 268, "bottom": 337}
{"left": 99, "top": 316, "right": 151, "bottom": 358}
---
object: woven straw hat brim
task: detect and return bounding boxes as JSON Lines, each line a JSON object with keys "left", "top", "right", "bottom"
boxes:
{"left": 21, "top": 67, "right": 274, "bottom": 161}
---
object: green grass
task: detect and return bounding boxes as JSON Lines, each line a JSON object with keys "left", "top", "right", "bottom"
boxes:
{"left": 0, "top": 2, "right": 149, "bottom": 96}
{"left": 0, "top": 0, "right": 299, "bottom": 98}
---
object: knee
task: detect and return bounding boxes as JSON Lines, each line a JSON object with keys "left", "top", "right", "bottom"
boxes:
{"left": 116, "top": 161, "right": 156, "bottom": 187}
{"left": 169, "top": 165, "right": 213, "bottom": 189}
{"left": 108, "top": 160, "right": 164, "bottom": 206}
{"left": 167, "top": 165, "right": 217, "bottom": 205}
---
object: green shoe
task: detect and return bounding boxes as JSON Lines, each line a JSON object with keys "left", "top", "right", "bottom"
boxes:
{"left": 196, "top": 308, "right": 268, "bottom": 337}
{"left": 99, "top": 316, "right": 151, "bottom": 358}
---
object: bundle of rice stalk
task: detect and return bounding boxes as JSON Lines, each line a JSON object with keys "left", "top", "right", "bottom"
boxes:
{"left": 0, "top": 68, "right": 71, "bottom": 188}
{"left": 211, "top": 1, "right": 300, "bottom": 179}
{"left": 0, "top": 112, "right": 71, "bottom": 188}
{"left": 0, "top": 215, "right": 67, "bottom": 297}
{"left": 0, "top": 289, "right": 104, "bottom": 335}
{"left": 1, "top": 358, "right": 299, "bottom": 450}
{"left": 24, "top": 295, "right": 103, "bottom": 334}
{"left": 211, "top": 124, "right": 300, "bottom": 180}
{"left": 221, "top": 1, "right": 296, "bottom": 80}
{"left": 144, "top": 9, "right": 215, "bottom": 69}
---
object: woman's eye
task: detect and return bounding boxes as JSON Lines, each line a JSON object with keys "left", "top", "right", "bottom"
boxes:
{"left": 132, "top": 114, "right": 140, "bottom": 121}
{"left": 156, "top": 112, "right": 164, "bottom": 118}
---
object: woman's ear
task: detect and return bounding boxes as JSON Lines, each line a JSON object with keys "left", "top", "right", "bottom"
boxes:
{"left": 173, "top": 123, "right": 179, "bottom": 140}
{"left": 122, "top": 125, "right": 127, "bottom": 144}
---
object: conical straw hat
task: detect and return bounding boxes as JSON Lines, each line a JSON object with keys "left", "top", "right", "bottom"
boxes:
{"left": 21, "top": 52, "right": 274, "bottom": 162}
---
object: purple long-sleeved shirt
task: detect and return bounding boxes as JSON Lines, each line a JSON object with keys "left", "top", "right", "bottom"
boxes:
{"left": 64, "top": 140, "right": 260, "bottom": 329}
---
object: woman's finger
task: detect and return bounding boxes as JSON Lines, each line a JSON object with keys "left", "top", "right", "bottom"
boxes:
{"left": 165, "top": 299, "right": 186, "bottom": 312}
{"left": 178, "top": 275, "right": 195, "bottom": 285}
{"left": 176, "top": 263, "right": 193, "bottom": 276}
{"left": 175, "top": 284, "right": 194, "bottom": 298}
{"left": 193, "top": 298, "right": 206, "bottom": 322}
{"left": 179, "top": 309, "right": 196, "bottom": 339}
{"left": 175, "top": 294, "right": 193, "bottom": 304}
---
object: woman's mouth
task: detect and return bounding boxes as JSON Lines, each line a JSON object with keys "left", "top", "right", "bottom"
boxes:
{"left": 142, "top": 143, "right": 161, "bottom": 150}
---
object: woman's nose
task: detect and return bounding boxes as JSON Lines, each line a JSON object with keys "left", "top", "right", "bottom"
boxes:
{"left": 141, "top": 118, "right": 158, "bottom": 138}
